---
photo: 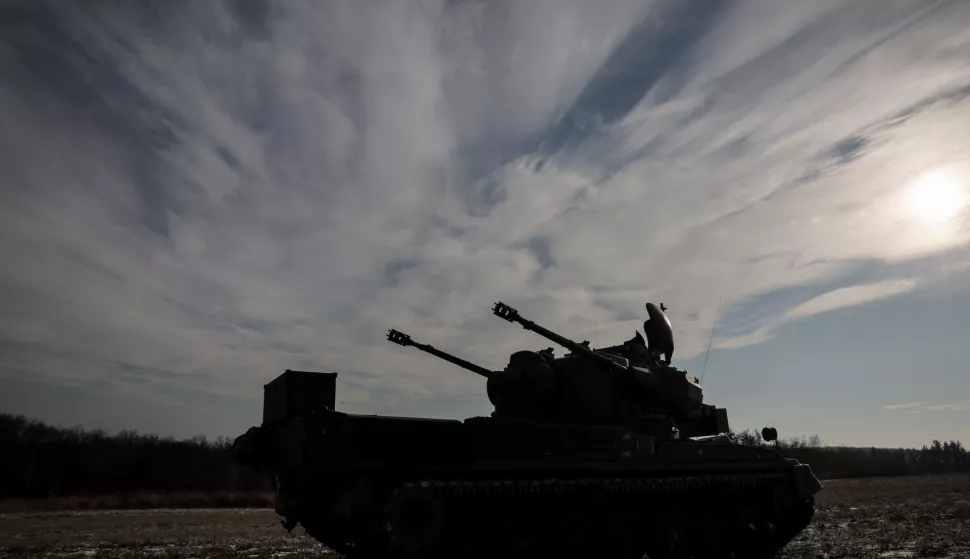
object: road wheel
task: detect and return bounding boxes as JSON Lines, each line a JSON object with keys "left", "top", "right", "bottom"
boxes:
{"left": 384, "top": 485, "right": 444, "bottom": 555}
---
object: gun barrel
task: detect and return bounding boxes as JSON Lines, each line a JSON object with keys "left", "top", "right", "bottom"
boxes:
{"left": 386, "top": 329, "right": 492, "bottom": 378}
{"left": 492, "top": 302, "right": 628, "bottom": 373}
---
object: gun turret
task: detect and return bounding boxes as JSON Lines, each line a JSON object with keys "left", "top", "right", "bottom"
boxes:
{"left": 386, "top": 329, "right": 492, "bottom": 378}
{"left": 492, "top": 302, "right": 630, "bottom": 374}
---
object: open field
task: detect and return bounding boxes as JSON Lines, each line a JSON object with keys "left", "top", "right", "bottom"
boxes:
{"left": 0, "top": 492, "right": 276, "bottom": 515}
{"left": 783, "top": 474, "right": 970, "bottom": 559}
{"left": 2, "top": 474, "right": 969, "bottom": 558}
{"left": 0, "top": 508, "right": 336, "bottom": 559}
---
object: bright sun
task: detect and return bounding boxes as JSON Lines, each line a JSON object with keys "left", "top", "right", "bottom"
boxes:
{"left": 907, "top": 168, "right": 968, "bottom": 224}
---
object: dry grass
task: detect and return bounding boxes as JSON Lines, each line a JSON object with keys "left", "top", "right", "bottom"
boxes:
{"left": 1, "top": 475, "right": 968, "bottom": 558}
{"left": 0, "top": 490, "right": 275, "bottom": 514}
{"left": 781, "top": 474, "right": 970, "bottom": 559}
{"left": 0, "top": 508, "right": 335, "bottom": 559}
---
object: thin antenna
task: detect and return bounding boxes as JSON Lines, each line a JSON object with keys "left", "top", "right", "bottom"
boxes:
{"left": 701, "top": 296, "right": 722, "bottom": 383}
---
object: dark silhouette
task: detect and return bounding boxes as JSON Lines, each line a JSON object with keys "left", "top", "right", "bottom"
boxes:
{"left": 1, "top": 412, "right": 963, "bottom": 508}
{"left": 0, "top": 412, "right": 271, "bottom": 505}
{"left": 643, "top": 302, "right": 674, "bottom": 364}
{"left": 232, "top": 301, "right": 821, "bottom": 559}
{"left": 727, "top": 428, "right": 970, "bottom": 480}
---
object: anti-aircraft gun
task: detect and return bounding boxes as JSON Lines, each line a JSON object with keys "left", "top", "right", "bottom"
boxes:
{"left": 386, "top": 329, "right": 492, "bottom": 378}
{"left": 231, "top": 300, "right": 822, "bottom": 559}
{"left": 388, "top": 302, "right": 728, "bottom": 440}
{"left": 488, "top": 301, "right": 729, "bottom": 440}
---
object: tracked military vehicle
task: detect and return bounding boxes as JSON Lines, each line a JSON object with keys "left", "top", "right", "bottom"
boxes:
{"left": 232, "top": 301, "right": 821, "bottom": 559}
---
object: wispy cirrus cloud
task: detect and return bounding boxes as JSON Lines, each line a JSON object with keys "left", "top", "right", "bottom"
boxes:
{"left": 711, "top": 279, "right": 922, "bottom": 349}
{"left": 784, "top": 280, "right": 920, "bottom": 320}
{"left": 884, "top": 403, "right": 929, "bottom": 410}
{"left": 2, "top": 0, "right": 970, "bottom": 431}
{"left": 885, "top": 402, "right": 970, "bottom": 413}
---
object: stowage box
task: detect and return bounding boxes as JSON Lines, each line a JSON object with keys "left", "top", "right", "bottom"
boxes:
{"left": 262, "top": 370, "right": 337, "bottom": 426}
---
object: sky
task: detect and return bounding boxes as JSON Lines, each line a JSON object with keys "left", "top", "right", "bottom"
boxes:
{"left": 1, "top": 0, "right": 969, "bottom": 449}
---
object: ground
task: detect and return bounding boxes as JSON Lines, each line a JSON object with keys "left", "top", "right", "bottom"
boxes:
{"left": 782, "top": 474, "right": 970, "bottom": 559}
{"left": 0, "top": 508, "right": 332, "bottom": 559}
{"left": 1, "top": 474, "right": 968, "bottom": 558}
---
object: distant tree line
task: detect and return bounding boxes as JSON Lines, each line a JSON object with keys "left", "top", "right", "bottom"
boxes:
{"left": 2, "top": 413, "right": 969, "bottom": 505}
{"left": 0, "top": 412, "right": 271, "bottom": 501}
{"left": 728, "top": 428, "right": 970, "bottom": 480}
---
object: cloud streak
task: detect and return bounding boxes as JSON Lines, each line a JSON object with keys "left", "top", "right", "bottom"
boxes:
{"left": 885, "top": 402, "right": 970, "bottom": 413}
{"left": 709, "top": 279, "right": 923, "bottom": 350}
{"left": 783, "top": 280, "right": 920, "bottom": 320}
{"left": 2, "top": 0, "right": 970, "bottom": 425}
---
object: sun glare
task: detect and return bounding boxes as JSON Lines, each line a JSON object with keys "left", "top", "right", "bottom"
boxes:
{"left": 907, "top": 168, "right": 968, "bottom": 224}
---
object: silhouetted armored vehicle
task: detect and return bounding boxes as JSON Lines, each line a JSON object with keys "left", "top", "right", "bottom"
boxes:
{"left": 232, "top": 301, "right": 821, "bottom": 559}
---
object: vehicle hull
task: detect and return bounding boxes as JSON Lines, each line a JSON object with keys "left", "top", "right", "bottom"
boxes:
{"left": 235, "top": 410, "right": 821, "bottom": 559}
